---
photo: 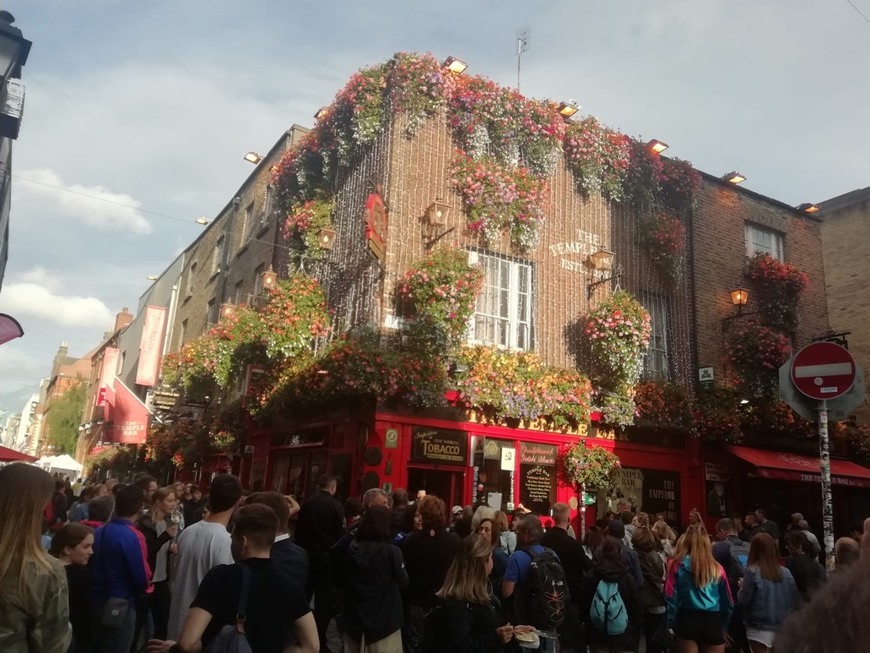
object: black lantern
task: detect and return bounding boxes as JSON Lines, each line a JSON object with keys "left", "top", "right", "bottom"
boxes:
{"left": 0, "top": 13, "right": 31, "bottom": 141}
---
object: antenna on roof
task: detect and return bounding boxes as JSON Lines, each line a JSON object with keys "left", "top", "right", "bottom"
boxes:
{"left": 516, "top": 28, "right": 530, "bottom": 92}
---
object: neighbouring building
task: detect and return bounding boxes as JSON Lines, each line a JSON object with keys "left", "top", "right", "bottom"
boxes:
{"left": 2, "top": 411, "right": 21, "bottom": 447}
{"left": 100, "top": 53, "right": 867, "bottom": 534}
{"left": 819, "top": 186, "right": 870, "bottom": 424}
{"left": 34, "top": 343, "right": 93, "bottom": 455}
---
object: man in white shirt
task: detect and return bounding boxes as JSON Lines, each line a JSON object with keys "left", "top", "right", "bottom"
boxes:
{"left": 166, "top": 474, "right": 243, "bottom": 640}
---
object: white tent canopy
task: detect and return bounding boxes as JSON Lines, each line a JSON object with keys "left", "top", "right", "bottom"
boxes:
{"left": 36, "top": 454, "right": 83, "bottom": 474}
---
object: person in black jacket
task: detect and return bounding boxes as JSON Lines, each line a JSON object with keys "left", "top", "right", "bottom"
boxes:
{"left": 137, "top": 486, "right": 180, "bottom": 641}
{"left": 50, "top": 522, "right": 94, "bottom": 652}
{"left": 784, "top": 530, "right": 825, "bottom": 603}
{"left": 248, "top": 491, "right": 310, "bottom": 598}
{"left": 424, "top": 535, "right": 515, "bottom": 653}
{"left": 580, "top": 536, "right": 643, "bottom": 653}
{"left": 338, "top": 505, "right": 408, "bottom": 653}
{"left": 295, "top": 474, "right": 345, "bottom": 648}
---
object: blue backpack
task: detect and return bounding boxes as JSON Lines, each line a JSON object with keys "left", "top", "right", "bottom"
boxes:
{"left": 590, "top": 579, "right": 628, "bottom": 636}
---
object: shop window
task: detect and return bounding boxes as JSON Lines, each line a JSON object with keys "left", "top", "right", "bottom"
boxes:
{"left": 745, "top": 223, "right": 783, "bottom": 261}
{"left": 468, "top": 251, "right": 533, "bottom": 351}
{"left": 472, "top": 438, "right": 518, "bottom": 512}
{"left": 603, "top": 467, "right": 681, "bottom": 526}
{"left": 641, "top": 294, "right": 670, "bottom": 381}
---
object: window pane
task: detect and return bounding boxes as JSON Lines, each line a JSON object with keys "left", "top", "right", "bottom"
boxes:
{"left": 470, "top": 253, "right": 533, "bottom": 350}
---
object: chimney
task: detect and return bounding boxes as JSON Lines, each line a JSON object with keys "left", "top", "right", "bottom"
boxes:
{"left": 114, "top": 307, "right": 133, "bottom": 333}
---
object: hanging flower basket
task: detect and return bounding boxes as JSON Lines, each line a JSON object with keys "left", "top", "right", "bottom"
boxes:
{"left": 637, "top": 212, "right": 686, "bottom": 287}
{"left": 584, "top": 290, "right": 652, "bottom": 388}
{"left": 725, "top": 322, "right": 791, "bottom": 398}
{"left": 560, "top": 440, "right": 621, "bottom": 490}
{"left": 658, "top": 157, "right": 702, "bottom": 214}
{"left": 746, "top": 253, "right": 809, "bottom": 332}
{"left": 563, "top": 116, "right": 632, "bottom": 201}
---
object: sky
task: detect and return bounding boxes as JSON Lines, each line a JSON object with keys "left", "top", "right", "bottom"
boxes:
{"left": 0, "top": 0, "right": 867, "bottom": 416}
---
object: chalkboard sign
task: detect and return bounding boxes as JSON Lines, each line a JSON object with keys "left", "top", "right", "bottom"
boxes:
{"left": 410, "top": 427, "right": 467, "bottom": 465}
{"left": 520, "top": 443, "right": 557, "bottom": 466}
{"left": 520, "top": 464, "right": 554, "bottom": 515}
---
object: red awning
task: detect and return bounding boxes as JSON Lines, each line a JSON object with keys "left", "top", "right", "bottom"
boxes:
{"left": 729, "top": 445, "right": 870, "bottom": 488}
{"left": 0, "top": 445, "right": 38, "bottom": 463}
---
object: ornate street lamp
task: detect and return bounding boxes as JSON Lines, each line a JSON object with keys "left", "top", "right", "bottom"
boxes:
{"left": 0, "top": 12, "right": 31, "bottom": 140}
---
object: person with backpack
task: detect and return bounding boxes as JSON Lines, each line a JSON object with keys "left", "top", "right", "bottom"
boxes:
{"left": 423, "top": 535, "right": 516, "bottom": 652}
{"left": 145, "top": 503, "right": 318, "bottom": 653}
{"left": 501, "top": 515, "right": 570, "bottom": 652}
{"left": 737, "top": 533, "right": 797, "bottom": 652}
{"left": 580, "top": 536, "right": 643, "bottom": 653}
{"left": 712, "top": 518, "right": 750, "bottom": 653}
{"left": 665, "top": 525, "right": 733, "bottom": 653}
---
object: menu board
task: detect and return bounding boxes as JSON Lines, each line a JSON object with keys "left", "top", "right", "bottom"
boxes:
{"left": 520, "top": 464, "right": 555, "bottom": 515}
{"left": 410, "top": 427, "right": 467, "bottom": 465}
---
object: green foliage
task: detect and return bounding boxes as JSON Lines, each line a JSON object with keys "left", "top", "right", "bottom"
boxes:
{"left": 46, "top": 382, "right": 86, "bottom": 454}
{"left": 560, "top": 440, "right": 622, "bottom": 489}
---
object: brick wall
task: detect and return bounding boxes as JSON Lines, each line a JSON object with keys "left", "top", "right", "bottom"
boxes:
{"left": 692, "top": 181, "right": 830, "bottom": 385}
{"left": 820, "top": 193, "right": 870, "bottom": 421}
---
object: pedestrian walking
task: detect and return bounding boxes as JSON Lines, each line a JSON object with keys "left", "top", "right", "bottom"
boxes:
{"left": 90, "top": 483, "right": 152, "bottom": 653}
{"left": 633, "top": 525, "right": 667, "bottom": 653}
{"left": 784, "top": 531, "right": 825, "bottom": 603}
{"left": 145, "top": 503, "right": 318, "bottom": 653}
{"left": 423, "top": 535, "right": 515, "bottom": 653}
{"left": 50, "top": 522, "right": 94, "bottom": 652}
{"left": 247, "top": 491, "right": 310, "bottom": 596}
{"left": 738, "top": 532, "right": 797, "bottom": 652}
{"left": 664, "top": 524, "right": 733, "bottom": 653}
{"left": 166, "top": 474, "right": 242, "bottom": 641}
{"left": 138, "top": 486, "right": 182, "bottom": 641}
{"left": 0, "top": 464, "right": 71, "bottom": 652}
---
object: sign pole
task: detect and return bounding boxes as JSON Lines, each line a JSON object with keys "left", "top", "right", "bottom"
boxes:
{"left": 818, "top": 399, "right": 835, "bottom": 571}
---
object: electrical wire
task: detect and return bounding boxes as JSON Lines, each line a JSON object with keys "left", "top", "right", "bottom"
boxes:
{"left": 846, "top": 0, "right": 870, "bottom": 25}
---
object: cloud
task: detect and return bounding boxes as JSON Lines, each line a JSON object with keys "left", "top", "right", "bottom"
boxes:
{"left": 16, "top": 168, "right": 153, "bottom": 234}
{"left": 0, "top": 282, "right": 114, "bottom": 328}
{"left": 16, "top": 267, "right": 63, "bottom": 292}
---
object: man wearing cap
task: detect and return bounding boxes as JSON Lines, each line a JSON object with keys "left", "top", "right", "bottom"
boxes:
{"left": 603, "top": 519, "right": 643, "bottom": 588}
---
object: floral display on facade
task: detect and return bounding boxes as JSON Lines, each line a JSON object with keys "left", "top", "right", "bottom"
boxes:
{"left": 633, "top": 380, "right": 694, "bottom": 432}
{"left": 452, "top": 346, "right": 592, "bottom": 428}
{"left": 560, "top": 440, "right": 621, "bottom": 489}
{"left": 637, "top": 212, "right": 687, "bottom": 286}
{"left": 562, "top": 116, "right": 631, "bottom": 201}
{"left": 746, "top": 253, "right": 810, "bottom": 332}
{"left": 281, "top": 197, "right": 335, "bottom": 258}
{"left": 658, "top": 157, "right": 703, "bottom": 214}
{"left": 724, "top": 321, "right": 791, "bottom": 398}
{"left": 448, "top": 154, "right": 549, "bottom": 251}
{"left": 396, "top": 247, "right": 484, "bottom": 351}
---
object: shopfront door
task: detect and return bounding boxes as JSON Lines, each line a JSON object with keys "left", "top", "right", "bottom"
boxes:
{"left": 407, "top": 467, "right": 465, "bottom": 508}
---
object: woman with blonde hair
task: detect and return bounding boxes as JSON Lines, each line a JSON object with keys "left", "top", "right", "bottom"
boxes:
{"left": 652, "top": 518, "right": 677, "bottom": 558}
{"left": 137, "top": 485, "right": 181, "bottom": 640}
{"left": 0, "top": 463, "right": 71, "bottom": 651}
{"left": 424, "top": 535, "right": 516, "bottom": 652}
{"left": 665, "top": 525, "right": 733, "bottom": 653}
{"left": 494, "top": 510, "right": 515, "bottom": 555}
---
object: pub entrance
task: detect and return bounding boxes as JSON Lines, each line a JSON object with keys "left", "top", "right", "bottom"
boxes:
{"left": 407, "top": 467, "right": 466, "bottom": 508}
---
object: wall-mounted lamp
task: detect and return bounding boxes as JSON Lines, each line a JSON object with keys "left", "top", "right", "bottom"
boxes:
{"left": 146, "top": 275, "right": 158, "bottom": 281}
{"left": 797, "top": 203, "right": 820, "bottom": 214}
{"left": 317, "top": 227, "right": 336, "bottom": 250}
{"left": 557, "top": 99, "right": 580, "bottom": 119}
{"left": 195, "top": 217, "right": 210, "bottom": 226}
{"left": 423, "top": 199, "right": 454, "bottom": 249}
{"left": 314, "top": 107, "right": 329, "bottom": 121}
{"left": 443, "top": 56, "right": 468, "bottom": 75}
{"left": 220, "top": 302, "right": 236, "bottom": 319}
{"left": 722, "top": 171, "right": 746, "bottom": 185}
{"left": 729, "top": 288, "right": 749, "bottom": 308}
{"left": 587, "top": 248, "right": 615, "bottom": 272}
{"left": 586, "top": 250, "right": 622, "bottom": 299}
{"left": 243, "top": 151, "right": 263, "bottom": 165}
{"left": 647, "top": 139, "right": 669, "bottom": 154}
{"left": 260, "top": 266, "right": 278, "bottom": 291}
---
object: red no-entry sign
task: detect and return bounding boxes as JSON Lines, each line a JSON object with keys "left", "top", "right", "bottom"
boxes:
{"left": 790, "top": 342, "right": 857, "bottom": 401}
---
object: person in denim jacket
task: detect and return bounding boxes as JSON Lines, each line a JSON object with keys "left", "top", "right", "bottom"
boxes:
{"left": 737, "top": 533, "right": 797, "bottom": 652}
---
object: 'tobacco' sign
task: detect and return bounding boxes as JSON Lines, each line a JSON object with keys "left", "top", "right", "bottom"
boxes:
{"left": 790, "top": 342, "right": 857, "bottom": 401}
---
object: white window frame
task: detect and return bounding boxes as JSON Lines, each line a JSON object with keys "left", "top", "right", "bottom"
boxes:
{"left": 213, "top": 236, "right": 225, "bottom": 274}
{"left": 185, "top": 262, "right": 197, "bottom": 298}
{"left": 641, "top": 294, "right": 670, "bottom": 381}
{"left": 467, "top": 251, "right": 533, "bottom": 351}
{"left": 243, "top": 202, "right": 254, "bottom": 245}
{"left": 745, "top": 223, "right": 783, "bottom": 261}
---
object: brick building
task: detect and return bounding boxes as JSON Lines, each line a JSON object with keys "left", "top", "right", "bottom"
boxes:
{"left": 819, "top": 186, "right": 870, "bottom": 423}
{"left": 35, "top": 342, "right": 94, "bottom": 455}
{"left": 134, "top": 54, "right": 865, "bottom": 531}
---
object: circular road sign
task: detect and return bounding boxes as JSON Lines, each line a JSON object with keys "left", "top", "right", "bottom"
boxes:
{"left": 790, "top": 342, "right": 857, "bottom": 401}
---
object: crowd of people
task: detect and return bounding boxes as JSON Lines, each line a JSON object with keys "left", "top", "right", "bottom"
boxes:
{"left": 1, "top": 461, "right": 870, "bottom": 653}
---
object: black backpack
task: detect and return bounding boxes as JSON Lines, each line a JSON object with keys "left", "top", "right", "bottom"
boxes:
{"left": 518, "top": 547, "right": 571, "bottom": 631}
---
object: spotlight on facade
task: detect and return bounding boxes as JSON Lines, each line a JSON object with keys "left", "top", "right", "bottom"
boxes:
{"left": 195, "top": 217, "right": 210, "bottom": 226}
{"left": 244, "top": 151, "right": 263, "bottom": 165}
{"left": 557, "top": 100, "right": 580, "bottom": 119}
{"left": 146, "top": 275, "right": 158, "bottom": 281}
{"left": 722, "top": 171, "right": 746, "bottom": 185}
{"left": 443, "top": 56, "right": 468, "bottom": 75}
{"left": 797, "top": 203, "right": 820, "bottom": 214}
{"left": 729, "top": 288, "right": 749, "bottom": 307}
{"left": 647, "top": 139, "right": 669, "bottom": 154}
{"left": 314, "top": 107, "right": 329, "bottom": 121}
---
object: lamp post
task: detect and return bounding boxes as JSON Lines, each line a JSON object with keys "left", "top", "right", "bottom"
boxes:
{"left": 0, "top": 12, "right": 30, "bottom": 141}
